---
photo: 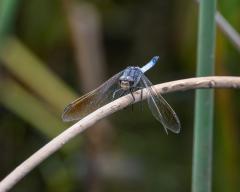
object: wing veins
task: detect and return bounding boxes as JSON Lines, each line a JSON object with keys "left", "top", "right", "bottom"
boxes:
{"left": 62, "top": 71, "right": 124, "bottom": 121}
{"left": 140, "top": 74, "right": 180, "bottom": 133}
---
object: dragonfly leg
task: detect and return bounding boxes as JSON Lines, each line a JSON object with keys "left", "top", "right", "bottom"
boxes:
{"left": 119, "top": 90, "right": 125, "bottom": 97}
{"left": 139, "top": 87, "right": 143, "bottom": 101}
{"left": 113, "top": 89, "right": 122, "bottom": 99}
{"left": 130, "top": 89, "right": 135, "bottom": 102}
{"left": 129, "top": 88, "right": 135, "bottom": 111}
{"left": 140, "top": 88, "right": 143, "bottom": 111}
{"left": 134, "top": 87, "right": 144, "bottom": 111}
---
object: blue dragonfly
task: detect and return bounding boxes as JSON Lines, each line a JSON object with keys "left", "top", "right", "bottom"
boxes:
{"left": 62, "top": 56, "right": 181, "bottom": 134}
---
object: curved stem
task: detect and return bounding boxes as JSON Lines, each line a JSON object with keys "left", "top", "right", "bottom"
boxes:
{"left": 0, "top": 76, "right": 240, "bottom": 192}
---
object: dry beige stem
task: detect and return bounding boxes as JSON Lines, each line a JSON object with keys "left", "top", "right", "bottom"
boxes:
{"left": 0, "top": 76, "right": 240, "bottom": 192}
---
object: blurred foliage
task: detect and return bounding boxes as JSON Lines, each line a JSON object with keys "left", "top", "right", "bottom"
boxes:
{"left": 214, "top": 1, "right": 240, "bottom": 192}
{"left": 0, "top": 0, "right": 239, "bottom": 192}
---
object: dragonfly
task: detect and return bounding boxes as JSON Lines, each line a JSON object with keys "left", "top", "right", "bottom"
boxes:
{"left": 62, "top": 56, "right": 181, "bottom": 134}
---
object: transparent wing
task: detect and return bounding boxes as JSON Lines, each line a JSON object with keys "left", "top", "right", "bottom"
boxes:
{"left": 140, "top": 74, "right": 181, "bottom": 134}
{"left": 62, "top": 71, "right": 124, "bottom": 122}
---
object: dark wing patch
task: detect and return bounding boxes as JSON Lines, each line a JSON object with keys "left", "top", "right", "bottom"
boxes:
{"left": 62, "top": 71, "right": 124, "bottom": 122}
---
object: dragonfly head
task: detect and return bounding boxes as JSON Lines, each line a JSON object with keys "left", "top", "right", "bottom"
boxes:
{"left": 119, "top": 75, "right": 134, "bottom": 90}
{"left": 120, "top": 80, "right": 131, "bottom": 90}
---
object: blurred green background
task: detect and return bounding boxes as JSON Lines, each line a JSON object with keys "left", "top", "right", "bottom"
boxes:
{"left": 0, "top": 0, "right": 240, "bottom": 191}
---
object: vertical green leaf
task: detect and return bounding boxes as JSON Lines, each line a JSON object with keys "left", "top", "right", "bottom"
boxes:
{"left": 192, "top": 0, "right": 216, "bottom": 192}
{"left": 0, "top": 0, "right": 18, "bottom": 41}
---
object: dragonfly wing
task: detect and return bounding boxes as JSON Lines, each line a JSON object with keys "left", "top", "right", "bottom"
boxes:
{"left": 140, "top": 74, "right": 181, "bottom": 134}
{"left": 62, "top": 71, "right": 124, "bottom": 122}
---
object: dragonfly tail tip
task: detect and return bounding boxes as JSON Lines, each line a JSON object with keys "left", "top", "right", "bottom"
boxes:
{"left": 151, "top": 56, "right": 160, "bottom": 64}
